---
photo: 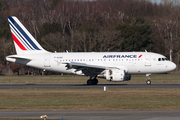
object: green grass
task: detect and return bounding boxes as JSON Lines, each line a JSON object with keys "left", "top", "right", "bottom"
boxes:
{"left": 0, "top": 73, "right": 179, "bottom": 84}
{"left": 0, "top": 88, "right": 180, "bottom": 111}
{"left": 0, "top": 74, "right": 179, "bottom": 112}
{"left": 0, "top": 118, "right": 67, "bottom": 120}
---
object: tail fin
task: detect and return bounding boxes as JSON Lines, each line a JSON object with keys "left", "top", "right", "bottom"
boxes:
{"left": 8, "top": 16, "right": 49, "bottom": 55}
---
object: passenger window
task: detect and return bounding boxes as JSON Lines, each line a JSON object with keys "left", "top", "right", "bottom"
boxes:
{"left": 162, "top": 58, "right": 165, "bottom": 61}
{"left": 158, "top": 58, "right": 161, "bottom": 61}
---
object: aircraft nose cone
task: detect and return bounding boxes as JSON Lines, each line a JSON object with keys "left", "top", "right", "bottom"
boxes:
{"left": 172, "top": 63, "right": 176, "bottom": 70}
{"left": 170, "top": 62, "right": 176, "bottom": 71}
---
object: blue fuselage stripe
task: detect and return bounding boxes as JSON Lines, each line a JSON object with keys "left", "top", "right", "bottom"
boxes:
{"left": 8, "top": 17, "right": 40, "bottom": 50}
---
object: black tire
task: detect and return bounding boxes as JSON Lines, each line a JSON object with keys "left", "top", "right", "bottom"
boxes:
{"left": 87, "top": 79, "right": 93, "bottom": 85}
{"left": 93, "top": 79, "right": 98, "bottom": 85}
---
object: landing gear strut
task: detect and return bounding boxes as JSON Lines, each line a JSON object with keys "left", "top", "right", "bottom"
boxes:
{"left": 87, "top": 77, "right": 98, "bottom": 85}
{"left": 146, "top": 74, "right": 151, "bottom": 85}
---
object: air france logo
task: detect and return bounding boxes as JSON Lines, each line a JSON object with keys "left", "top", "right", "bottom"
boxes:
{"left": 138, "top": 55, "right": 142, "bottom": 58}
{"left": 103, "top": 54, "right": 143, "bottom": 58}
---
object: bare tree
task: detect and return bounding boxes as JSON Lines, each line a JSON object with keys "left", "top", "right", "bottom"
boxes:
{"left": 153, "top": 14, "right": 179, "bottom": 61}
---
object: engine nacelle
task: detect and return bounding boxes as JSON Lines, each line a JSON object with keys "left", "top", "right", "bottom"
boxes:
{"left": 105, "top": 69, "right": 125, "bottom": 82}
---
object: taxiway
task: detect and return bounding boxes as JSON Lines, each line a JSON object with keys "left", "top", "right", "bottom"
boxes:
{"left": 0, "top": 111, "right": 180, "bottom": 120}
{"left": 0, "top": 83, "right": 179, "bottom": 89}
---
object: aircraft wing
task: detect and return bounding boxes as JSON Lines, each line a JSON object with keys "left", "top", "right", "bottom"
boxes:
{"left": 66, "top": 62, "right": 106, "bottom": 69}
{"left": 55, "top": 60, "right": 127, "bottom": 76}
{"left": 62, "top": 62, "right": 124, "bottom": 70}
{"left": 63, "top": 62, "right": 106, "bottom": 76}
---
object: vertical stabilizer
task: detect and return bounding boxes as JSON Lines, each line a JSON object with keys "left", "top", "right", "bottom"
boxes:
{"left": 8, "top": 16, "right": 49, "bottom": 55}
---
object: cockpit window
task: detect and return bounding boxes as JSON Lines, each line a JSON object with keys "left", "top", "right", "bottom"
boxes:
{"left": 158, "top": 58, "right": 169, "bottom": 61}
{"left": 165, "top": 58, "right": 169, "bottom": 61}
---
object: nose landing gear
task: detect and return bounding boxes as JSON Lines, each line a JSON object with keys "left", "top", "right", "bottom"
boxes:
{"left": 146, "top": 74, "right": 151, "bottom": 85}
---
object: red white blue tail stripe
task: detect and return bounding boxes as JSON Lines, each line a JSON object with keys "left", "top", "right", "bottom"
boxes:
{"left": 8, "top": 16, "right": 41, "bottom": 51}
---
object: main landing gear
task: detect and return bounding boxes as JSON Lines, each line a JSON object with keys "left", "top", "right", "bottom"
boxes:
{"left": 87, "top": 77, "right": 98, "bottom": 85}
{"left": 146, "top": 74, "right": 151, "bottom": 85}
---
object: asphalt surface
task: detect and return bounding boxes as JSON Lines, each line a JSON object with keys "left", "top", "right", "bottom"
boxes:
{"left": 0, "top": 83, "right": 180, "bottom": 89}
{"left": 1, "top": 111, "right": 180, "bottom": 120}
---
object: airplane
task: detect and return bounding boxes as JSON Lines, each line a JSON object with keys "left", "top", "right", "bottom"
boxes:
{"left": 6, "top": 16, "right": 176, "bottom": 85}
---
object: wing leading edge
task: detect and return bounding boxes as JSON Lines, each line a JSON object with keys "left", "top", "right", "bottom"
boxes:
{"left": 65, "top": 62, "right": 106, "bottom": 69}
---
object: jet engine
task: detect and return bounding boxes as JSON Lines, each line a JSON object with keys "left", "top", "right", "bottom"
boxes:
{"left": 98, "top": 69, "right": 131, "bottom": 82}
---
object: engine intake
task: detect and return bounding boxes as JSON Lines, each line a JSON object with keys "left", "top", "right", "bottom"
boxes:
{"left": 105, "top": 69, "right": 131, "bottom": 82}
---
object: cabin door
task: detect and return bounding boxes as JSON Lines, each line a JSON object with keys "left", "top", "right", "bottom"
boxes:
{"left": 44, "top": 55, "right": 51, "bottom": 67}
{"left": 145, "top": 55, "right": 151, "bottom": 66}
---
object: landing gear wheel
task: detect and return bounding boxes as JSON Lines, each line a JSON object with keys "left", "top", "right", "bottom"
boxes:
{"left": 87, "top": 78, "right": 98, "bottom": 85}
{"left": 87, "top": 79, "right": 93, "bottom": 85}
{"left": 94, "top": 79, "right": 98, "bottom": 85}
{"left": 146, "top": 74, "right": 151, "bottom": 85}
{"left": 146, "top": 80, "right": 151, "bottom": 85}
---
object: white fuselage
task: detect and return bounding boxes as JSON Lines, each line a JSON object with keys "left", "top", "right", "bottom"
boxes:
{"left": 6, "top": 52, "right": 176, "bottom": 75}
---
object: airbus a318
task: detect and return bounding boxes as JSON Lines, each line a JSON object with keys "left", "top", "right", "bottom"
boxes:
{"left": 6, "top": 16, "right": 176, "bottom": 85}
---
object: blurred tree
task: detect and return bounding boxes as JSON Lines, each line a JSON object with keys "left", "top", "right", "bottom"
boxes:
{"left": 0, "top": 0, "right": 179, "bottom": 74}
{"left": 116, "top": 18, "right": 154, "bottom": 51}
{"left": 9, "top": 63, "right": 23, "bottom": 75}
{"left": 40, "top": 22, "right": 62, "bottom": 37}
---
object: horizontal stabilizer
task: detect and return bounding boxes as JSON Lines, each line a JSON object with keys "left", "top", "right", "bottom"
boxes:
{"left": 6, "top": 55, "right": 32, "bottom": 60}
